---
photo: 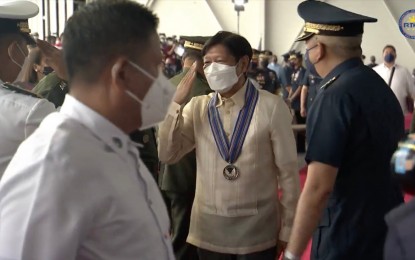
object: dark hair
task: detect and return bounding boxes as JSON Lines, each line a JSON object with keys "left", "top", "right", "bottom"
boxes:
{"left": 63, "top": 0, "right": 159, "bottom": 82}
{"left": 202, "top": 31, "right": 253, "bottom": 62}
{"left": 383, "top": 44, "right": 396, "bottom": 54}
{"left": 182, "top": 49, "right": 202, "bottom": 62}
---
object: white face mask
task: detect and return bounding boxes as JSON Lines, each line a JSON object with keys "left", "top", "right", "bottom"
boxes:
{"left": 204, "top": 62, "right": 241, "bottom": 93}
{"left": 125, "top": 61, "right": 175, "bottom": 130}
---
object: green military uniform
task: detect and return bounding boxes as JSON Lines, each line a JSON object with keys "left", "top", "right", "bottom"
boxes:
{"left": 159, "top": 36, "right": 212, "bottom": 260}
{"left": 33, "top": 72, "right": 160, "bottom": 180}
{"left": 33, "top": 72, "right": 69, "bottom": 108}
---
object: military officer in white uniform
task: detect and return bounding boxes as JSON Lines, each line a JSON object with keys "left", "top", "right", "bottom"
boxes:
{"left": 0, "top": 1, "right": 55, "bottom": 176}
{"left": 0, "top": 1, "right": 175, "bottom": 259}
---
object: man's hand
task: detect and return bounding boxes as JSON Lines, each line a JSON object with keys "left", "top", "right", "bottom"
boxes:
{"left": 285, "top": 98, "right": 292, "bottom": 108}
{"left": 36, "top": 39, "right": 68, "bottom": 81}
{"left": 300, "top": 107, "right": 307, "bottom": 118}
{"left": 173, "top": 62, "right": 197, "bottom": 105}
{"left": 276, "top": 240, "right": 288, "bottom": 259}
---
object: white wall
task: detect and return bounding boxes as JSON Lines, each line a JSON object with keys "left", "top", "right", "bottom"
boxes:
{"left": 153, "top": 0, "right": 222, "bottom": 37}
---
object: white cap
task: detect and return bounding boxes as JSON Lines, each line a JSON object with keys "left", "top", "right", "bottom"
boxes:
{"left": 0, "top": 1, "right": 39, "bottom": 19}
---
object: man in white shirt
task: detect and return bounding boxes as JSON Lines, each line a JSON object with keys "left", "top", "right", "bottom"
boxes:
{"left": 0, "top": 1, "right": 55, "bottom": 176}
{"left": 268, "top": 54, "right": 282, "bottom": 83}
{"left": 0, "top": 1, "right": 175, "bottom": 259}
{"left": 159, "top": 31, "right": 300, "bottom": 259}
{"left": 373, "top": 45, "right": 415, "bottom": 114}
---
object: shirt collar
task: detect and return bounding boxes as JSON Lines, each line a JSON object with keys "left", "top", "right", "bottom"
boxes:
{"left": 216, "top": 80, "right": 248, "bottom": 108}
{"left": 382, "top": 63, "right": 396, "bottom": 70}
{"left": 60, "top": 94, "right": 133, "bottom": 158}
{"left": 320, "top": 58, "right": 362, "bottom": 88}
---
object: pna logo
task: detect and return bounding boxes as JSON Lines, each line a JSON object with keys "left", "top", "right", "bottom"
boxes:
{"left": 399, "top": 9, "right": 415, "bottom": 39}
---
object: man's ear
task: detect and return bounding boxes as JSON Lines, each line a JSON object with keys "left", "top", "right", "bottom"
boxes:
{"left": 240, "top": 55, "right": 250, "bottom": 73}
{"left": 316, "top": 42, "right": 325, "bottom": 63}
{"left": 111, "top": 58, "right": 130, "bottom": 91}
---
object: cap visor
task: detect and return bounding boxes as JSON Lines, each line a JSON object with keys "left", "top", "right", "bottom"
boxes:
{"left": 295, "top": 32, "right": 314, "bottom": 42}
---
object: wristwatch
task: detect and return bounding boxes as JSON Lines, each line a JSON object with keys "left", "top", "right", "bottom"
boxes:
{"left": 283, "top": 251, "right": 301, "bottom": 260}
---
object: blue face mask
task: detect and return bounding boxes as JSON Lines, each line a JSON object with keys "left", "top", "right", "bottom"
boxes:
{"left": 305, "top": 45, "right": 319, "bottom": 77}
{"left": 384, "top": 53, "right": 395, "bottom": 63}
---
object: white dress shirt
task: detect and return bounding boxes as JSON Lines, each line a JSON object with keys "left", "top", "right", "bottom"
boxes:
{"left": 0, "top": 95, "right": 174, "bottom": 260}
{"left": 159, "top": 81, "right": 300, "bottom": 254}
{"left": 373, "top": 63, "right": 415, "bottom": 114}
{"left": 0, "top": 84, "right": 55, "bottom": 177}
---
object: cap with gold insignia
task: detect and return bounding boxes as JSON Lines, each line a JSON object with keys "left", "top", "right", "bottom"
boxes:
{"left": 296, "top": 0, "right": 377, "bottom": 42}
{"left": 288, "top": 51, "right": 302, "bottom": 60}
{"left": 0, "top": 1, "right": 39, "bottom": 45}
{"left": 182, "top": 36, "right": 211, "bottom": 52}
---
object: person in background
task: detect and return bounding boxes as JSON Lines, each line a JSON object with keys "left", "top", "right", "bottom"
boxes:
{"left": 300, "top": 70, "right": 322, "bottom": 118}
{"left": 15, "top": 47, "right": 50, "bottom": 90}
{"left": 0, "top": 1, "right": 55, "bottom": 177}
{"left": 0, "top": 1, "right": 175, "bottom": 259}
{"left": 284, "top": 1, "right": 404, "bottom": 259}
{"left": 280, "top": 51, "right": 294, "bottom": 101}
{"left": 268, "top": 54, "right": 281, "bottom": 82}
{"left": 257, "top": 53, "right": 279, "bottom": 94}
{"left": 164, "top": 56, "right": 177, "bottom": 78}
{"left": 373, "top": 45, "right": 415, "bottom": 115}
{"left": 367, "top": 55, "right": 377, "bottom": 68}
{"left": 247, "top": 48, "right": 260, "bottom": 79}
{"left": 159, "top": 30, "right": 300, "bottom": 260}
{"left": 159, "top": 36, "right": 212, "bottom": 260}
{"left": 287, "top": 51, "right": 306, "bottom": 153}
{"left": 386, "top": 134, "right": 415, "bottom": 259}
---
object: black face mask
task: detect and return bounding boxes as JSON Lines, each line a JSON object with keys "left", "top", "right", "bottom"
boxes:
{"left": 43, "top": 66, "right": 54, "bottom": 76}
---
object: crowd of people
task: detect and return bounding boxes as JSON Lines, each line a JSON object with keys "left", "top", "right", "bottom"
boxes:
{"left": 0, "top": 0, "right": 415, "bottom": 260}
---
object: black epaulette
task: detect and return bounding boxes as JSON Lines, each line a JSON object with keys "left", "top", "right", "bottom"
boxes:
{"left": 320, "top": 76, "right": 338, "bottom": 90}
{"left": 1, "top": 83, "right": 40, "bottom": 98}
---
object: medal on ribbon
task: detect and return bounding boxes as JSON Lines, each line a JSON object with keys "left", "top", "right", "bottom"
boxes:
{"left": 208, "top": 82, "right": 259, "bottom": 181}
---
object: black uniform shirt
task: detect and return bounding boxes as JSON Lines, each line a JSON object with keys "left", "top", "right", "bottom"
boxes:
{"left": 306, "top": 58, "right": 405, "bottom": 259}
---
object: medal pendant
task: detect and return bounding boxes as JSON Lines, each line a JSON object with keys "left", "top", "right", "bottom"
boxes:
{"left": 223, "top": 164, "right": 239, "bottom": 181}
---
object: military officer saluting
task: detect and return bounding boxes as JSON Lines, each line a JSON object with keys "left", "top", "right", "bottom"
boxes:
{"left": 0, "top": 1, "right": 55, "bottom": 176}
{"left": 285, "top": 1, "right": 404, "bottom": 259}
{"left": 159, "top": 36, "right": 212, "bottom": 260}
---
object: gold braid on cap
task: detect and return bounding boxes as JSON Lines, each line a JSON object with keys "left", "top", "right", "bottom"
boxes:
{"left": 184, "top": 41, "right": 204, "bottom": 51}
{"left": 17, "top": 22, "right": 31, "bottom": 33}
{"left": 304, "top": 22, "right": 344, "bottom": 34}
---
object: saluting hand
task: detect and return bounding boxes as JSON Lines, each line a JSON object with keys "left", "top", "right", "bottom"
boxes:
{"left": 36, "top": 39, "right": 68, "bottom": 81}
{"left": 173, "top": 62, "right": 197, "bottom": 105}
